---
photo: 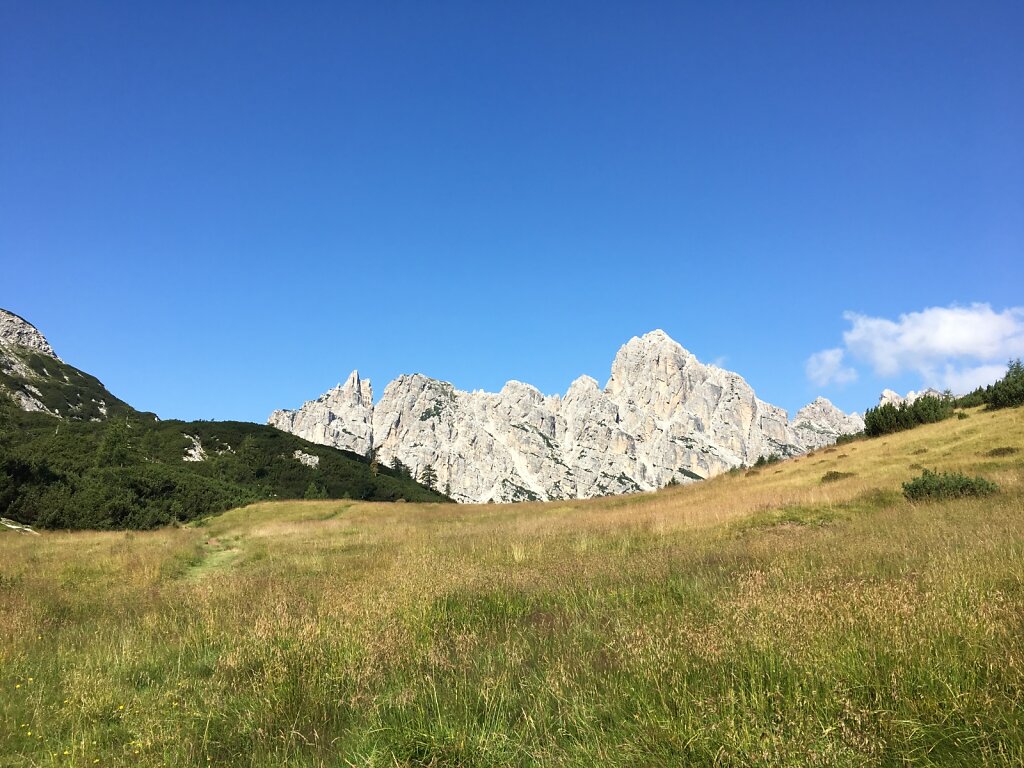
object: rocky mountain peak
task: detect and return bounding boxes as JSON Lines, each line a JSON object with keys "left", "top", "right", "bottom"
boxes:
{"left": 794, "top": 396, "right": 840, "bottom": 417}
{"left": 877, "top": 387, "right": 947, "bottom": 408}
{"left": 500, "top": 380, "right": 544, "bottom": 401}
{"left": 565, "top": 375, "right": 601, "bottom": 399}
{"left": 269, "top": 329, "right": 864, "bottom": 503}
{"left": 607, "top": 330, "right": 696, "bottom": 398}
{"left": 0, "top": 308, "right": 132, "bottom": 420}
{"left": 613, "top": 329, "right": 691, "bottom": 364}
{"left": 339, "top": 369, "right": 372, "bottom": 406}
{"left": 791, "top": 396, "right": 865, "bottom": 450}
{"left": 0, "top": 309, "right": 60, "bottom": 360}
{"left": 268, "top": 370, "right": 374, "bottom": 455}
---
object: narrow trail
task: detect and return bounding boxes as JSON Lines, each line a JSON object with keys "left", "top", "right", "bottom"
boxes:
{"left": 186, "top": 536, "right": 243, "bottom": 581}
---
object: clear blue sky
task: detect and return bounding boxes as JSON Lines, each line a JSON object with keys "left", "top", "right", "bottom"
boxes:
{"left": 2, "top": 1, "right": 1022, "bottom": 421}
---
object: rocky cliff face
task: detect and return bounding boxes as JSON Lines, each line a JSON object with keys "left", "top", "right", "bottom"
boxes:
{"left": 269, "top": 370, "right": 374, "bottom": 454}
{"left": 0, "top": 309, "right": 60, "bottom": 361}
{"left": 269, "top": 330, "right": 864, "bottom": 503}
{"left": 0, "top": 308, "right": 131, "bottom": 419}
{"left": 790, "top": 397, "right": 865, "bottom": 450}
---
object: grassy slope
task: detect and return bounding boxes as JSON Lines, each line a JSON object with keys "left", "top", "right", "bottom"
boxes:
{"left": 1, "top": 407, "right": 1022, "bottom": 766}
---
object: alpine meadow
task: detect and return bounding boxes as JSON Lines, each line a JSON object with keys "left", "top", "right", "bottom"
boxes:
{"left": 3, "top": 403, "right": 1023, "bottom": 765}
{"left": 3, "top": 3, "right": 1023, "bottom": 766}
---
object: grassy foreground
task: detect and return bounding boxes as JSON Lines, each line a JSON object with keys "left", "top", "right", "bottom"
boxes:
{"left": 2, "top": 408, "right": 1023, "bottom": 766}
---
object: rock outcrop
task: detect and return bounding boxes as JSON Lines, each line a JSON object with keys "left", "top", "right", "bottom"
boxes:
{"left": 270, "top": 330, "right": 862, "bottom": 503}
{"left": 0, "top": 307, "right": 131, "bottom": 420}
{"left": 0, "top": 309, "right": 60, "bottom": 361}
{"left": 877, "top": 387, "right": 946, "bottom": 408}
{"left": 269, "top": 370, "right": 373, "bottom": 454}
{"left": 790, "top": 397, "right": 865, "bottom": 450}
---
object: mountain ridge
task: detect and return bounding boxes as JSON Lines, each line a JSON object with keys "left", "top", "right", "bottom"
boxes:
{"left": 0, "top": 308, "right": 137, "bottom": 420}
{"left": 270, "top": 330, "right": 865, "bottom": 502}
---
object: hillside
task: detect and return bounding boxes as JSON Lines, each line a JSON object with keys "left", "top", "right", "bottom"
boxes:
{"left": 0, "top": 309, "right": 137, "bottom": 420}
{"left": 2, "top": 405, "right": 1021, "bottom": 765}
{"left": 0, "top": 309, "right": 449, "bottom": 528}
{"left": 0, "top": 403, "right": 448, "bottom": 529}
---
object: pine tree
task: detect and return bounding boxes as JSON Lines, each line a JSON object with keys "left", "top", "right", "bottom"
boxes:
{"left": 95, "top": 419, "right": 137, "bottom": 468}
{"left": 419, "top": 464, "right": 437, "bottom": 490}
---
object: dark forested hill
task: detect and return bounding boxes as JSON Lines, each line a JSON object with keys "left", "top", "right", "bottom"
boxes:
{"left": 0, "top": 402, "right": 449, "bottom": 529}
{"left": 0, "top": 308, "right": 449, "bottom": 529}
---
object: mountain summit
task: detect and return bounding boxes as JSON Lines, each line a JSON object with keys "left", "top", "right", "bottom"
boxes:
{"left": 269, "top": 330, "right": 864, "bottom": 502}
{"left": 0, "top": 308, "right": 133, "bottom": 419}
{"left": 0, "top": 309, "right": 60, "bottom": 360}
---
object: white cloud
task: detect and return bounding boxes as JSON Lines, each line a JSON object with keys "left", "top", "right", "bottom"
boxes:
{"left": 806, "top": 347, "right": 857, "bottom": 386}
{"left": 842, "top": 304, "right": 1024, "bottom": 378}
{"left": 807, "top": 303, "right": 1024, "bottom": 393}
{"left": 938, "top": 363, "right": 1010, "bottom": 395}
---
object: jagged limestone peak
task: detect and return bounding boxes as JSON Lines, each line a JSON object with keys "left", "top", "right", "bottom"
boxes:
{"left": 791, "top": 397, "right": 866, "bottom": 450}
{"left": 877, "top": 387, "right": 946, "bottom": 408}
{"left": 268, "top": 330, "right": 863, "bottom": 503}
{"left": 0, "top": 308, "right": 60, "bottom": 360}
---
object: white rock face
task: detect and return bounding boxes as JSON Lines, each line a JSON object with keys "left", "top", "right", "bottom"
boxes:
{"left": 0, "top": 309, "right": 60, "bottom": 360}
{"left": 183, "top": 434, "right": 207, "bottom": 462}
{"left": 0, "top": 309, "right": 60, "bottom": 412}
{"left": 269, "top": 330, "right": 863, "bottom": 502}
{"left": 269, "top": 370, "right": 373, "bottom": 455}
{"left": 293, "top": 449, "right": 320, "bottom": 469}
{"left": 790, "top": 397, "right": 865, "bottom": 450}
{"left": 877, "top": 387, "right": 947, "bottom": 408}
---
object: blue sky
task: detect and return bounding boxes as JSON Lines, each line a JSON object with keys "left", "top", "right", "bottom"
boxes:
{"left": 2, "top": 1, "right": 1022, "bottom": 421}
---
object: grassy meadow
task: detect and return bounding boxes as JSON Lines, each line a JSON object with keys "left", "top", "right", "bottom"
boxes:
{"left": 2, "top": 407, "right": 1023, "bottom": 766}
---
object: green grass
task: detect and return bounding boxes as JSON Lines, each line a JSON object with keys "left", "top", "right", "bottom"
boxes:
{"left": 903, "top": 468, "right": 1000, "bottom": 501}
{"left": 1, "top": 407, "right": 1023, "bottom": 766}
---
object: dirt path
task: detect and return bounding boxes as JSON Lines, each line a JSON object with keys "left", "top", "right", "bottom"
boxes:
{"left": 186, "top": 536, "right": 242, "bottom": 581}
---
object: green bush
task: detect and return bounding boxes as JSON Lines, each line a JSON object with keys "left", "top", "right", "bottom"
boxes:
{"left": 863, "top": 395, "right": 954, "bottom": 437}
{"left": 985, "top": 446, "right": 1018, "bottom": 458}
{"left": 902, "top": 469, "right": 998, "bottom": 501}
{"left": 821, "top": 471, "right": 855, "bottom": 483}
{"left": 954, "top": 358, "right": 1024, "bottom": 410}
{"left": 990, "top": 359, "right": 1024, "bottom": 409}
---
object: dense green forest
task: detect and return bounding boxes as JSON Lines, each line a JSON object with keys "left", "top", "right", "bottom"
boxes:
{"left": 0, "top": 325, "right": 449, "bottom": 530}
{"left": 0, "top": 401, "right": 449, "bottom": 530}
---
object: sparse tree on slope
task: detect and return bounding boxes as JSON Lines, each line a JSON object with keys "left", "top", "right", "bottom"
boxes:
{"left": 419, "top": 464, "right": 437, "bottom": 490}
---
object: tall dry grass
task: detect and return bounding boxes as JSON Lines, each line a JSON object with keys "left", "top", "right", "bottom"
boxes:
{"left": 1, "top": 406, "right": 1022, "bottom": 766}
